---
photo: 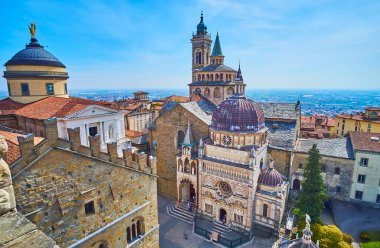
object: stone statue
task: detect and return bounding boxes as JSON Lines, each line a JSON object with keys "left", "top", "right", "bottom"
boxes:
{"left": 0, "top": 135, "right": 15, "bottom": 216}
{"left": 29, "top": 22, "right": 36, "bottom": 38}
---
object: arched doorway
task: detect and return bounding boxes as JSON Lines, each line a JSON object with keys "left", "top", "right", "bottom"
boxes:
{"left": 293, "top": 179, "right": 300, "bottom": 190}
{"left": 219, "top": 208, "right": 227, "bottom": 223}
{"left": 179, "top": 180, "right": 196, "bottom": 202}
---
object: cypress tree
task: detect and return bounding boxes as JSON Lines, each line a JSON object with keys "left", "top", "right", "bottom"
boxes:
{"left": 294, "top": 144, "right": 328, "bottom": 224}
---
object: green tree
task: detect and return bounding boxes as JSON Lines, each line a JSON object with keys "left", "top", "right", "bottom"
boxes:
{"left": 294, "top": 144, "right": 328, "bottom": 223}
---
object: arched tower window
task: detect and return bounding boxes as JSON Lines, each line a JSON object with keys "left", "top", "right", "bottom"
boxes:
{"left": 334, "top": 167, "right": 340, "bottom": 175}
{"left": 196, "top": 51, "right": 202, "bottom": 64}
{"left": 263, "top": 204, "right": 268, "bottom": 217}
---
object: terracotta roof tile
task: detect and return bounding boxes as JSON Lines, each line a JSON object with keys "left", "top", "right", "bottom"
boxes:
{"left": 0, "top": 98, "right": 25, "bottom": 115}
{"left": 0, "top": 126, "right": 44, "bottom": 164}
{"left": 350, "top": 131, "right": 380, "bottom": 153}
{"left": 14, "top": 96, "right": 114, "bottom": 120}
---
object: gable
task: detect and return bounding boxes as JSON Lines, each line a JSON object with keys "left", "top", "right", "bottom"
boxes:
{"left": 64, "top": 105, "right": 119, "bottom": 119}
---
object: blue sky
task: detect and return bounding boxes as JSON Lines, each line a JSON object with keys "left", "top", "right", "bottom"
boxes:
{"left": 1, "top": 0, "right": 379, "bottom": 90}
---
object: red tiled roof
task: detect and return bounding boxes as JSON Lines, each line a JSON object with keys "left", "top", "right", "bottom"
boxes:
{"left": 14, "top": 96, "right": 114, "bottom": 120}
{"left": 0, "top": 98, "right": 25, "bottom": 115}
{"left": 365, "top": 107, "right": 380, "bottom": 111}
{"left": 350, "top": 131, "right": 380, "bottom": 153}
{"left": 134, "top": 91, "right": 148, "bottom": 95}
{"left": 0, "top": 127, "right": 44, "bottom": 165}
{"left": 162, "top": 95, "right": 190, "bottom": 103}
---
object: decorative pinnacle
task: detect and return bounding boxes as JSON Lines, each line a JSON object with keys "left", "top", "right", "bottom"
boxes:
{"left": 29, "top": 22, "right": 36, "bottom": 38}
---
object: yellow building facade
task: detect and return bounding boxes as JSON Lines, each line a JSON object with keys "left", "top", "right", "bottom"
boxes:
{"left": 334, "top": 107, "right": 380, "bottom": 137}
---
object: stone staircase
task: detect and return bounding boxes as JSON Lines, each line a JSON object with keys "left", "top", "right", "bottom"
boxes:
{"left": 167, "top": 201, "right": 196, "bottom": 224}
{"left": 209, "top": 221, "right": 237, "bottom": 236}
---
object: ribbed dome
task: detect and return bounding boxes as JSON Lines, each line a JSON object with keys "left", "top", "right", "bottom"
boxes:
{"left": 211, "top": 95, "right": 265, "bottom": 132}
{"left": 258, "top": 167, "right": 284, "bottom": 187}
{"left": 5, "top": 38, "right": 65, "bottom": 68}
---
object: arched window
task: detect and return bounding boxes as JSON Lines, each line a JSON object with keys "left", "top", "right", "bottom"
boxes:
{"left": 184, "top": 158, "right": 190, "bottom": 173}
{"left": 191, "top": 161, "right": 197, "bottom": 175}
{"left": 321, "top": 164, "right": 326, "bottom": 173}
{"left": 227, "top": 87, "right": 234, "bottom": 95}
{"left": 132, "top": 223, "right": 136, "bottom": 239}
{"left": 216, "top": 74, "right": 219, "bottom": 80}
{"left": 198, "top": 75, "right": 201, "bottom": 81}
{"left": 137, "top": 220, "right": 141, "bottom": 236}
{"left": 211, "top": 74, "right": 214, "bottom": 81}
{"left": 334, "top": 167, "right": 340, "bottom": 175}
{"left": 206, "top": 74, "right": 209, "bottom": 80}
{"left": 213, "top": 87, "right": 221, "bottom": 98}
{"left": 260, "top": 158, "right": 264, "bottom": 169}
{"left": 177, "top": 130, "right": 185, "bottom": 148}
{"left": 178, "top": 159, "right": 183, "bottom": 171}
{"left": 202, "top": 74, "right": 205, "bottom": 81}
{"left": 204, "top": 87, "right": 211, "bottom": 97}
{"left": 196, "top": 51, "right": 202, "bottom": 64}
{"left": 127, "top": 227, "right": 131, "bottom": 242}
{"left": 220, "top": 74, "right": 223, "bottom": 81}
{"left": 263, "top": 204, "right": 268, "bottom": 217}
{"left": 195, "top": 87, "right": 201, "bottom": 94}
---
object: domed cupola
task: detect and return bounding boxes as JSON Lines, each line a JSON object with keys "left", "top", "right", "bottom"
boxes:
{"left": 3, "top": 23, "right": 69, "bottom": 104}
{"left": 211, "top": 94, "right": 265, "bottom": 132}
{"left": 258, "top": 162, "right": 284, "bottom": 187}
{"left": 196, "top": 12, "right": 207, "bottom": 34}
{"left": 5, "top": 37, "right": 65, "bottom": 68}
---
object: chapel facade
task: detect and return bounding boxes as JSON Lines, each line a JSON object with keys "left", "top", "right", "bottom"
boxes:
{"left": 176, "top": 91, "right": 288, "bottom": 233}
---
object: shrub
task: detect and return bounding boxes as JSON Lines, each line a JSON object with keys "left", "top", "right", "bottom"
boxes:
{"left": 342, "top": 232, "right": 353, "bottom": 244}
{"left": 360, "top": 231, "right": 370, "bottom": 242}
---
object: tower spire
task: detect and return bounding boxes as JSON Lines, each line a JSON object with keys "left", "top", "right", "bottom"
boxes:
{"left": 211, "top": 32, "right": 223, "bottom": 56}
{"left": 236, "top": 62, "right": 243, "bottom": 81}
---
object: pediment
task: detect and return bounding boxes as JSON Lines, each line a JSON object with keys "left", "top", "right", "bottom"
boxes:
{"left": 65, "top": 105, "right": 118, "bottom": 119}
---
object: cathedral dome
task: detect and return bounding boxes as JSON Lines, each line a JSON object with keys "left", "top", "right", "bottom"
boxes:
{"left": 211, "top": 95, "right": 265, "bottom": 132}
{"left": 5, "top": 38, "right": 65, "bottom": 68}
{"left": 258, "top": 167, "right": 284, "bottom": 187}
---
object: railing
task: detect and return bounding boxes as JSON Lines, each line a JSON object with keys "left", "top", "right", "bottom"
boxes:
{"left": 194, "top": 215, "right": 253, "bottom": 248}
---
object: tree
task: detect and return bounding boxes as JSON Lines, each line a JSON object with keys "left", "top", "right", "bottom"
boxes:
{"left": 293, "top": 222, "right": 353, "bottom": 248}
{"left": 294, "top": 144, "right": 328, "bottom": 224}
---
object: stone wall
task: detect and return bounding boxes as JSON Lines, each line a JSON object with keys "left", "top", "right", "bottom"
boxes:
{"left": 267, "top": 148, "right": 292, "bottom": 177}
{"left": 150, "top": 104, "right": 209, "bottom": 199}
{"left": 292, "top": 152, "right": 354, "bottom": 201}
{"left": 10, "top": 122, "right": 159, "bottom": 247}
{"left": 0, "top": 135, "right": 58, "bottom": 248}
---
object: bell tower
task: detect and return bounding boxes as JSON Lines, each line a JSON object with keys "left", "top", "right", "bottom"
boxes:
{"left": 191, "top": 12, "right": 212, "bottom": 74}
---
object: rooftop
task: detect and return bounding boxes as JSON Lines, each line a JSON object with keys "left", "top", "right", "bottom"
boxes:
{"left": 266, "top": 120, "right": 297, "bottom": 151}
{"left": 295, "top": 138, "right": 354, "bottom": 159}
{"left": 199, "top": 64, "right": 236, "bottom": 72}
{"left": 350, "top": 131, "right": 380, "bottom": 153}
{"left": 189, "top": 81, "right": 232, "bottom": 86}
{"left": 0, "top": 98, "right": 25, "bottom": 115}
{"left": 0, "top": 125, "right": 44, "bottom": 164}
{"left": 13, "top": 96, "right": 114, "bottom": 120}
{"left": 257, "top": 102, "right": 299, "bottom": 121}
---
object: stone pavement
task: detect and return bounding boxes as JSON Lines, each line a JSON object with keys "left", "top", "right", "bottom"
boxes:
{"left": 158, "top": 194, "right": 277, "bottom": 248}
{"left": 332, "top": 199, "right": 380, "bottom": 242}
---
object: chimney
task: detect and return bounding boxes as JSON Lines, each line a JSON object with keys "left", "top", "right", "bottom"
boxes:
{"left": 17, "top": 134, "right": 35, "bottom": 159}
{"left": 89, "top": 134, "right": 101, "bottom": 157}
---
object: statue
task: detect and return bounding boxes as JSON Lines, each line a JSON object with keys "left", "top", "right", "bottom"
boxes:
{"left": 29, "top": 22, "right": 36, "bottom": 38}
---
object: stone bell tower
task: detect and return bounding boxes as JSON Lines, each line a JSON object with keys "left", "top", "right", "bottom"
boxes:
{"left": 191, "top": 12, "right": 212, "bottom": 74}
